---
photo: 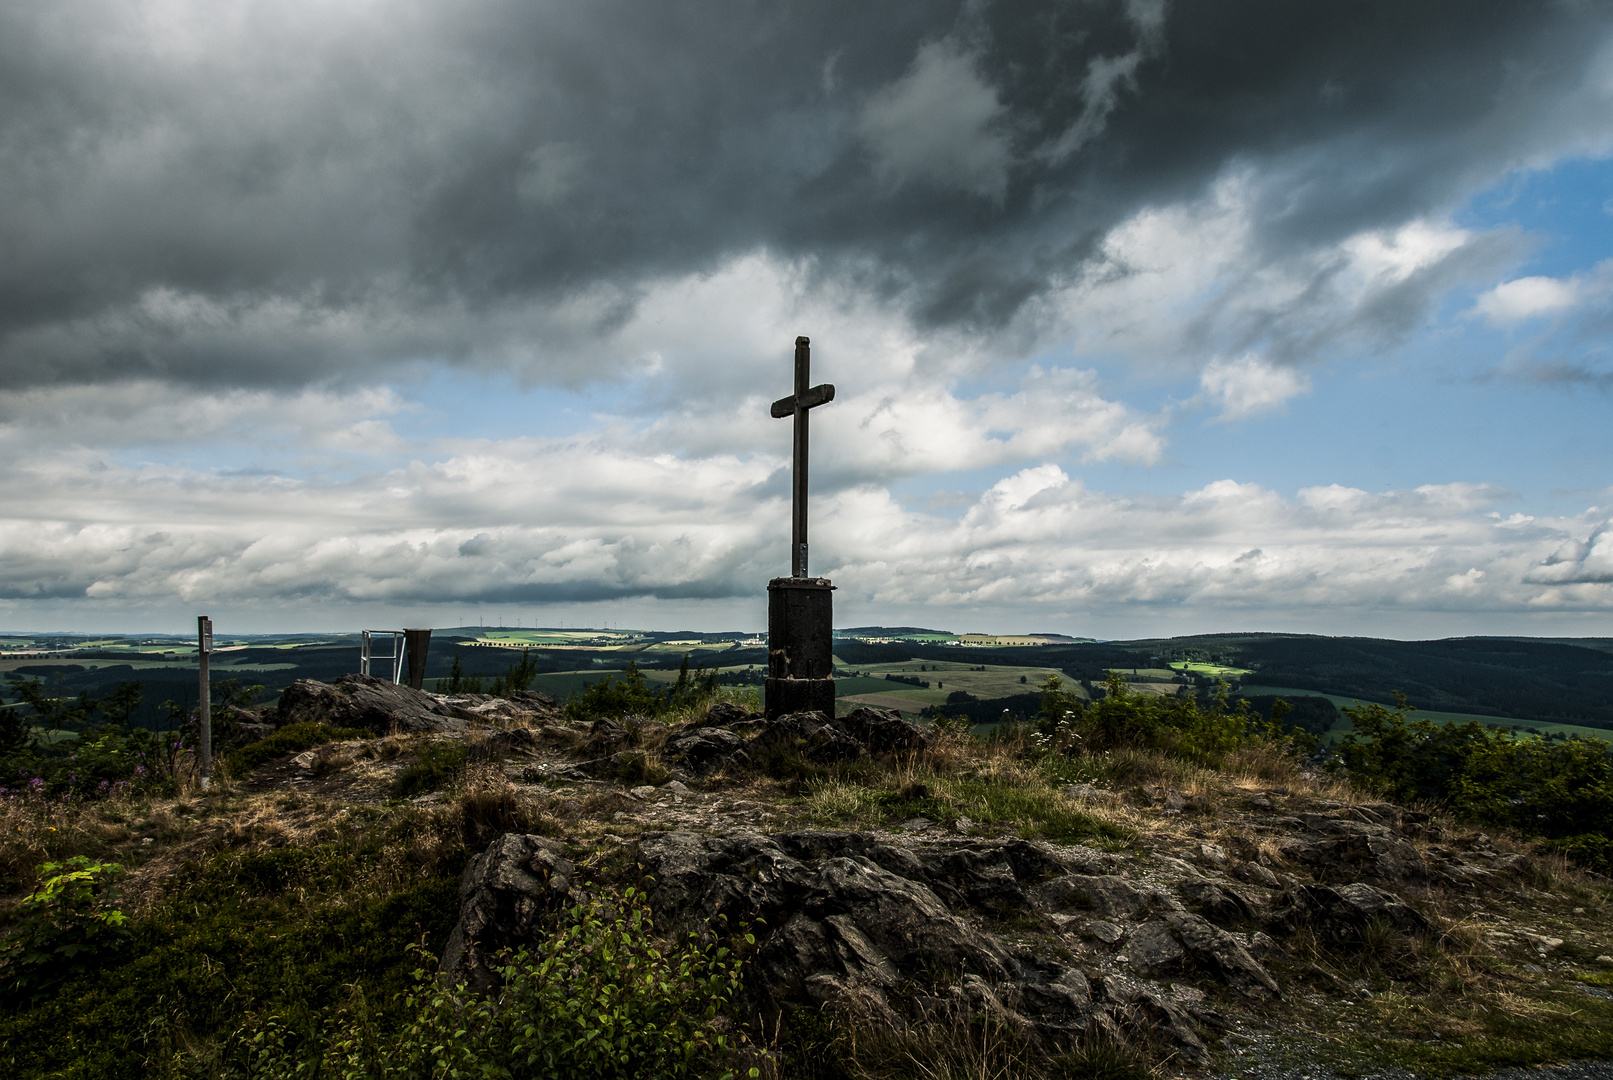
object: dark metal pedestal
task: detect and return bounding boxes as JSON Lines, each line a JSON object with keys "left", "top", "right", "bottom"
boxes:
{"left": 404, "top": 628, "right": 433, "bottom": 690}
{"left": 766, "top": 576, "right": 835, "bottom": 719}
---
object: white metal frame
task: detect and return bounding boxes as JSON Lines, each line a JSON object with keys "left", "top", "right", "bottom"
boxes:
{"left": 360, "top": 629, "right": 407, "bottom": 684}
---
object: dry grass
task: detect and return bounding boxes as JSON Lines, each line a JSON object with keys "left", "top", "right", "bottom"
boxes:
{"left": 764, "top": 1007, "right": 1155, "bottom": 1080}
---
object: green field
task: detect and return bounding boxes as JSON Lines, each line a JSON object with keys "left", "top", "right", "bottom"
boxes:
{"left": 1236, "top": 684, "right": 1613, "bottom": 743}
{"left": 517, "top": 661, "right": 1073, "bottom": 715}
{"left": 832, "top": 660, "right": 1072, "bottom": 712}
{"left": 1171, "top": 660, "right": 1252, "bottom": 678}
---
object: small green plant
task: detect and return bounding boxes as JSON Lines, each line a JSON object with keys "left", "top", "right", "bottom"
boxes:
{"left": 0, "top": 856, "right": 130, "bottom": 997}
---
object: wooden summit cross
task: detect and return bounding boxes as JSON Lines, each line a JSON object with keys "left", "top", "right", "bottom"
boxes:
{"left": 766, "top": 335, "right": 837, "bottom": 719}
{"left": 770, "top": 335, "right": 836, "bottom": 576}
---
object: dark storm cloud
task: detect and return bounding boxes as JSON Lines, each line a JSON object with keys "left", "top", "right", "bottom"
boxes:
{"left": 0, "top": 0, "right": 1607, "bottom": 389}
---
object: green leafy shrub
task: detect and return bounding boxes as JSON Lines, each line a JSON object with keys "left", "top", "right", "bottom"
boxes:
{"left": 489, "top": 648, "right": 542, "bottom": 697}
{"left": 565, "top": 657, "right": 718, "bottom": 723}
{"left": 224, "top": 722, "right": 370, "bottom": 778}
{"left": 1336, "top": 698, "right": 1613, "bottom": 870}
{"left": 202, "top": 885, "right": 754, "bottom": 1080}
{"left": 435, "top": 653, "right": 484, "bottom": 694}
{"left": 0, "top": 857, "right": 129, "bottom": 998}
{"left": 391, "top": 741, "right": 469, "bottom": 798}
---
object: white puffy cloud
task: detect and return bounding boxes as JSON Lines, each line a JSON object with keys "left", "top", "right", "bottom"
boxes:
{"left": 1471, "top": 260, "right": 1613, "bottom": 325}
{"left": 1198, "top": 353, "right": 1310, "bottom": 420}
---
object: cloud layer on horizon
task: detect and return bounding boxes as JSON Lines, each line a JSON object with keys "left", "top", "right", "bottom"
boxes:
{"left": 0, "top": 409, "right": 1607, "bottom": 633}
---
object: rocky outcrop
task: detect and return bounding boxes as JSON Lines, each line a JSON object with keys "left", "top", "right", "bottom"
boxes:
{"left": 1268, "top": 882, "right": 1433, "bottom": 947}
{"left": 753, "top": 711, "right": 867, "bottom": 762}
{"left": 663, "top": 727, "right": 750, "bottom": 775}
{"left": 440, "top": 833, "right": 574, "bottom": 991}
{"left": 1273, "top": 812, "right": 1428, "bottom": 884}
{"left": 658, "top": 707, "right": 930, "bottom": 776}
{"left": 434, "top": 689, "right": 562, "bottom": 727}
{"left": 1126, "top": 911, "right": 1279, "bottom": 996}
{"left": 276, "top": 673, "right": 468, "bottom": 734}
{"left": 632, "top": 829, "right": 1226, "bottom": 1059}
{"left": 837, "top": 707, "right": 931, "bottom": 753}
{"left": 704, "top": 700, "right": 758, "bottom": 727}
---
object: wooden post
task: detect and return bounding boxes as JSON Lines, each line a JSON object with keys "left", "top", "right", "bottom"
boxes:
{"left": 197, "top": 615, "right": 212, "bottom": 790}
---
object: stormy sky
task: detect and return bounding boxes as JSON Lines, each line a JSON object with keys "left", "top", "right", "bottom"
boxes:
{"left": 3, "top": 0, "right": 1613, "bottom": 637}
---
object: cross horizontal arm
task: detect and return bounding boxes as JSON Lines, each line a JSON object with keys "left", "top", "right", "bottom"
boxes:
{"left": 770, "top": 382, "right": 835, "bottom": 418}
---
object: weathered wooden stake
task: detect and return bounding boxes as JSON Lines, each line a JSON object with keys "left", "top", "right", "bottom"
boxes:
{"left": 197, "top": 614, "right": 213, "bottom": 790}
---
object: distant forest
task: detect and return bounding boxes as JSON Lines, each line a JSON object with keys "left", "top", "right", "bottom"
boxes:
{"left": 838, "top": 633, "right": 1613, "bottom": 730}
{"left": 8, "top": 630, "right": 1613, "bottom": 732}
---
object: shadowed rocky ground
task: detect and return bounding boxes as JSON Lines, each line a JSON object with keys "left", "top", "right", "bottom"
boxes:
{"left": 3, "top": 677, "right": 1611, "bottom": 1078}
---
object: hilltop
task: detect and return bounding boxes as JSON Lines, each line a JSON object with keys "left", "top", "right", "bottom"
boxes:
{"left": 2, "top": 668, "right": 1611, "bottom": 1079}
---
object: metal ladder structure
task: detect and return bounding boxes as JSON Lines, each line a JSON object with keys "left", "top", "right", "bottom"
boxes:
{"left": 360, "top": 629, "right": 407, "bottom": 684}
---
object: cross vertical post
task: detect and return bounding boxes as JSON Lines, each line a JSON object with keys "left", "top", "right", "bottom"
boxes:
{"left": 791, "top": 336, "right": 809, "bottom": 576}
{"left": 772, "top": 336, "right": 835, "bottom": 577}
{"left": 197, "top": 615, "right": 212, "bottom": 791}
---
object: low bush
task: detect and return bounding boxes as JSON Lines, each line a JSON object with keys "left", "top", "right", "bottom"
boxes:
{"left": 0, "top": 857, "right": 130, "bottom": 998}
{"left": 0, "top": 846, "right": 464, "bottom": 1080}
{"left": 1335, "top": 699, "right": 1613, "bottom": 870}
{"left": 184, "top": 884, "right": 754, "bottom": 1080}
{"left": 224, "top": 722, "right": 370, "bottom": 779}
{"left": 566, "top": 657, "right": 719, "bottom": 723}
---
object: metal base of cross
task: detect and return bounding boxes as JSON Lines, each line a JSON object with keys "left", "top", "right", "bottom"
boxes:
{"left": 766, "top": 576, "right": 835, "bottom": 721}
{"left": 764, "top": 677, "right": 836, "bottom": 718}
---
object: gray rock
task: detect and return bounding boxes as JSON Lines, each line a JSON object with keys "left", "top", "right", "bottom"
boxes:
{"left": 1234, "top": 861, "right": 1281, "bottom": 888}
{"left": 1099, "top": 974, "right": 1209, "bottom": 1063}
{"left": 1269, "top": 882, "right": 1434, "bottom": 947}
{"left": 837, "top": 706, "right": 931, "bottom": 753}
{"left": 1003, "top": 969, "right": 1096, "bottom": 1039}
{"left": 436, "top": 691, "right": 562, "bottom": 726}
{"left": 663, "top": 726, "right": 748, "bottom": 775}
{"left": 1033, "top": 873, "right": 1183, "bottom": 919}
{"left": 755, "top": 710, "right": 866, "bottom": 762}
{"left": 441, "top": 834, "right": 574, "bottom": 991}
{"left": 1126, "top": 920, "right": 1185, "bottom": 972}
{"left": 276, "top": 673, "right": 466, "bottom": 734}
{"left": 1176, "top": 879, "right": 1257, "bottom": 927}
{"left": 1161, "top": 911, "right": 1279, "bottom": 996}
{"left": 637, "top": 831, "right": 1013, "bottom": 1022}
{"left": 1276, "top": 815, "right": 1428, "bottom": 884}
{"left": 466, "top": 727, "right": 543, "bottom": 762}
{"left": 704, "top": 700, "right": 757, "bottom": 728}
{"left": 1086, "top": 919, "right": 1125, "bottom": 944}
{"left": 588, "top": 716, "right": 632, "bottom": 751}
